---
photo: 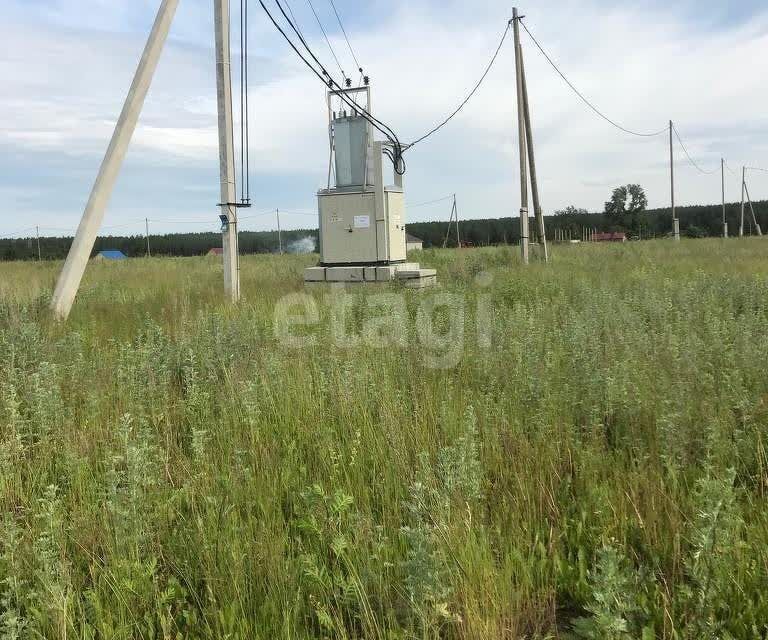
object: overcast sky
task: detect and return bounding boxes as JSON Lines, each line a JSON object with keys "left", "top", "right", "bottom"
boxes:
{"left": 1, "top": 0, "right": 768, "bottom": 238}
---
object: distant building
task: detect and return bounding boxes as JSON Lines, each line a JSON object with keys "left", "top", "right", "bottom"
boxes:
{"left": 406, "top": 234, "right": 423, "bottom": 251}
{"left": 207, "top": 248, "right": 224, "bottom": 257}
{"left": 593, "top": 232, "right": 627, "bottom": 243}
{"left": 93, "top": 250, "right": 127, "bottom": 261}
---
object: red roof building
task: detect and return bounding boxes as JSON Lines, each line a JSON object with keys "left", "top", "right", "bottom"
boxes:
{"left": 593, "top": 232, "right": 627, "bottom": 243}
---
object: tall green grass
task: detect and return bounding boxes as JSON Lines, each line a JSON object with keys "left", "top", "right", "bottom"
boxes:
{"left": 1, "top": 240, "right": 767, "bottom": 638}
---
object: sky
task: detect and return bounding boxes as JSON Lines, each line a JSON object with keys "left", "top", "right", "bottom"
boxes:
{"left": 1, "top": 0, "right": 768, "bottom": 238}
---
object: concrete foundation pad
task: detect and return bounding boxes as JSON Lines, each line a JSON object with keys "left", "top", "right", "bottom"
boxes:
{"left": 304, "top": 267, "right": 326, "bottom": 282}
{"left": 304, "top": 264, "right": 437, "bottom": 288}
{"left": 325, "top": 266, "right": 365, "bottom": 282}
{"left": 397, "top": 268, "right": 437, "bottom": 280}
{"left": 403, "top": 275, "right": 437, "bottom": 289}
{"left": 376, "top": 266, "right": 397, "bottom": 282}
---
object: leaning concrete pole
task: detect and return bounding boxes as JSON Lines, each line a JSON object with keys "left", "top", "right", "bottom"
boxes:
{"left": 512, "top": 9, "right": 529, "bottom": 265}
{"left": 50, "top": 0, "right": 180, "bottom": 321}
{"left": 214, "top": 0, "right": 240, "bottom": 302}
{"left": 519, "top": 43, "right": 548, "bottom": 263}
{"left": 744, "top": 181, "right": 762, "bottom": 236}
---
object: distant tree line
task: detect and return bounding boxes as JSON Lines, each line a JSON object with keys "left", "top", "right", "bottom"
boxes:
{"left": 0, "top": 229, "right": 318, "bottom": 262}
{"left": 408, "top": 199, "right": 768, "bottom": 248}
{"left": 2, "top": 199, "right": 766, "bottom": 261}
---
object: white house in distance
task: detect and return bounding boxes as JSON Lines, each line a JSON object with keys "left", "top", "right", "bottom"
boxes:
{"left": 406, "top": 233, "right": 423, "bottom": 252}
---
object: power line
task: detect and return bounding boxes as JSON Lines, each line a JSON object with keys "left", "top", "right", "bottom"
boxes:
{"left": 407, "top": 23, "right": 511, "bottom": 148}
{"left": 409, "top": 195, "right": 455, "bottom": 208}
{"left": 261, "top": 0, "right": 405, "bottom": 173}
{"left": 519, "top": 19, "right": 667, "bottom": 138}
{"left": 305, "top": 0, "right": 347, "bottom": 81}
{"left": 283, "top": 0, "right": 306, "bottom": 41}
{"left": 723, "top": 159, "right": 738, "bottom": 177}
{"left": 746, "top": 166, "right": 768, "bottom": 173}
{"left": 671, "top": 123, "right": 717, "bottom": 175}
{"left": 326, "top": 0, "right": 362, "bottom": 75}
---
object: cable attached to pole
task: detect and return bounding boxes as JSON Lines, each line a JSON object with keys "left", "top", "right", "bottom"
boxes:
{"left": 519, "top": 18, "right": 667, "bottom": 138}
{"left": 407, "top": 22, "right": 511, "bottom": 148}
{"left": 327, "top": 0, "right": 363, "bottom": 78}
{"left": 672, "top": 122, "right": 717, "bottom": 175}
{"left": 305, "top": 0, "right": 347, "bottom": 82}
{"left": 262, "top": 0, "right": 406, "bottom": 173}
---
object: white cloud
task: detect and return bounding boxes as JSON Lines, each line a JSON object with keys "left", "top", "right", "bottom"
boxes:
{"left": 1, "top": 0, "right": 768, "bottom": 236}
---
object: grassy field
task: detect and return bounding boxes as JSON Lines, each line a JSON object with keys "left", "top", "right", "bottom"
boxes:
{"left": 1, "top": 240, "right": 767, "bottom": 639}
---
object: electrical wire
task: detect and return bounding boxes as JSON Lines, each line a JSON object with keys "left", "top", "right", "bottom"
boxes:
{"left": 723, "top": 159, "right": 738, "bottom": 176}
{"left": 327, "top": 0, "right": 362, "bottom": 75}
{"left": 274, "top": 0, "right": 398, "bottom": 142}
{"left": 283, "top": 0, "right": 306, "bottom": 41}
{"left": 262, "top": 0, "right": 405, "bottom": 173}
{"left": 240, "top": 0, "right": 246, "bottom": 202}
{"left": 407, "top": 23, "right": 511, "bottom": 148}
{"left": 1, "top": 226, "right": 36, "bottom": 238}
{"left": 746, "top": 166, "right": 768, "bottom": 173}
{"left": 409, "top": 195, "right": 455, "bottom": 208}
{"left": 672, "top": 123, "right": 717, "bottom": 175}
{"left": 305, "top": 0, "right": 347, "bottom": 81}
{"left": 519, "top": 19, "right": 668, "bottom": 138}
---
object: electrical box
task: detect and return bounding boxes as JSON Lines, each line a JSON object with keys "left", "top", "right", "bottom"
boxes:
{"left": 305, "top": 84, "right": 436, "bottom": 287}
{"left": 318, "top": 186, "right": 406, "bottom": 265}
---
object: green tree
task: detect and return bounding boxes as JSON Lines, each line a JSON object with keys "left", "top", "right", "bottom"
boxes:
{"left": 605, "top": 185, "right": 647, "bottom": 215}
{"left": 626, "top": 184, "right": 648, "bottom": 212}
{"left": 555, "top": 205, "right": 589, "bottom": 216}
{"left": 605, "top": 186, "right": 628, "bottom": 215}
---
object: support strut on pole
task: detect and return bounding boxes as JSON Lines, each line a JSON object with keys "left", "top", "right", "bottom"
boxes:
{"left": 512, "top": 9, "right": 529, "bottom": 265}
{"left": 519, "top": 42, "right": 547, "bottom": 263}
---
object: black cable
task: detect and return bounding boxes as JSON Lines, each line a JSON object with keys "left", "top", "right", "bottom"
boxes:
{"left": 274, "top": 0, "right": 398, "bottom": 143}
{"left": 266, "top": 0, "right": 405, "bottom": 172}
{"left": 407, "top": 22, "right": 511, "bottom": 148}
{"left": 672, "top": 123, "right": 717, "bottom": 175}
{"left": 283, "top": 0, "right": 306, "bottom": 41}
{"left": 305, "top": 0, "right": 347, "bottom": 81}
{"left": 245, "top": 0, "right": 251, "bottom": 201}
{"left": 240, "top": 0, "right": 246, "bottom": 202}
{"left": 327, "top": 0, "right": 362, "bottom": 75}
{"left": 520, "top": 19, "right": 668, "bottom": 138}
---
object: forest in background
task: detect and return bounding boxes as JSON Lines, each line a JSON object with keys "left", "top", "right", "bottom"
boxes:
{"left": 1, "top": 200, "right": 766, "bottom": 260}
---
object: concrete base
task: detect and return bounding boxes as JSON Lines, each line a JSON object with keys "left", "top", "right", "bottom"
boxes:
{"left": 304, "top": 263, "right": 437, "bottom": 287}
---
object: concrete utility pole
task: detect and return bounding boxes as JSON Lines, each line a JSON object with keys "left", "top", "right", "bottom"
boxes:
{"left": 512, "top": 9, "right": 529, "bottom": 265}
{"left": 145, "top": 217, "right": 151, "bottom": 257}
{"left": 669, "top": 120, "right": 680, "bottom": 241}
{"left": 215, "top": 0, "right": 240, "bottom": 302}
{"left": 49, "top": 0, "right": 180, "bottom": 320}
{"left": 277, "top": 209, "right": 283, "bottom": 255}
{"left": 519, "top": 44, "right": 548, "bottom": 263}
{"left": 722, "top": 159, "right": 729, "bottom": 238}
{"left": 739, "top": 166, "right": 746, "bottom": 238}
{"left": 36, "top": 226, "right": 41, "bottom": 261}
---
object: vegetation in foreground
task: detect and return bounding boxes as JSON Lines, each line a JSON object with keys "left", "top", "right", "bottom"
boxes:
{"left": 1, "top": 240, "right": 767, "bottom": 639}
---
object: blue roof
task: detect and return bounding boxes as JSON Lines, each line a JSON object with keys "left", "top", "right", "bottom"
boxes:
{"left": 97, "top": 250, "right": 127, "bottom": 260}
